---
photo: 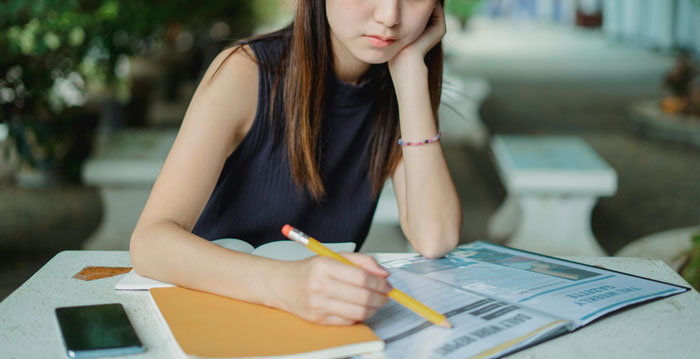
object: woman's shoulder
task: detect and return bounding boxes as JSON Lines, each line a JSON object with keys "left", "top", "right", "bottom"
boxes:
{"left": 239, "top": 33, "right": 288, "bottom": 71}
{"left": 185, "top": 45, "right": 259, "bottom": 138}
{"left": 205, "top": 44, "right": 259, "bottom": 86}
{"left": 203, "top": 33, "right": 286, "bottom": 86}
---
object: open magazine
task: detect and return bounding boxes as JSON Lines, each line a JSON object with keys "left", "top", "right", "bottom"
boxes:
{"left": 362, "top": 241, "right": 688, "bottom": 359}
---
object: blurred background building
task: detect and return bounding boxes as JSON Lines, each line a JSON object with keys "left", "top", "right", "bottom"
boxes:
{"left": 2, "top": 0, "right": 700, "bottom": 300}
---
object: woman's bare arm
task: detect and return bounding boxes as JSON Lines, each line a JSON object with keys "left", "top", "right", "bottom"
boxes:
{"left": 130, "top": 46, "right": 275, "bottom": 300}
{"left": 129, "top": 47, "right": 391, "bottom": 325}
{"left": 389, "top": 4, "right": 461, "bottom": 258}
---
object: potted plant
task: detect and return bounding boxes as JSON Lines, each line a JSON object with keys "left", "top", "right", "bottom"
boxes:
{"left": 1, "top": 0, "right": 263, "bottom": 186}
{"left": 662, "top": 51, "right": 699, "bottom": 117}
{"left": 679, "top": 232, "right": 700, "bottom": 291}
{"left": 1, "top": 0, "right": 131, "bottom": 185}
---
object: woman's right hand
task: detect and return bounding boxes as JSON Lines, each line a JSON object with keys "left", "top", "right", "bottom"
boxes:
{"left": 272, "top": 253, "right": 393, "bottom": 325}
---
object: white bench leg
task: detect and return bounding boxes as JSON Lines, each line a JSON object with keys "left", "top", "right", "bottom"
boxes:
{"left": 487, "top": 195, "right": 521, "bottom": 243}
{"left": 506, "top": 195, "right": 607, "bottom": 256}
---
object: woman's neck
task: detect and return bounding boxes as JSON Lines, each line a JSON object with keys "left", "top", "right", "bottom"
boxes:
{"left": 331, "top": 36, "right": 371, "bottom": 85}
{"left": 333, "top": 61, "right": 370, "bottom": 85}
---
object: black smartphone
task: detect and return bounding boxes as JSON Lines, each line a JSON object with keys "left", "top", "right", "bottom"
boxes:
{"left": 55, "top": 303, "right": 145, "bottom": 358}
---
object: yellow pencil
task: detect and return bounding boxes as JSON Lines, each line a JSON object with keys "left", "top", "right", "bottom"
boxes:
{"left": 281, "top": 224, "right": 453, "bottom": 329}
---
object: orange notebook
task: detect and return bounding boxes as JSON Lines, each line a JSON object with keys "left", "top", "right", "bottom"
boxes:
{"left": 149, "top": 287, "right": 385, "bottom": 359}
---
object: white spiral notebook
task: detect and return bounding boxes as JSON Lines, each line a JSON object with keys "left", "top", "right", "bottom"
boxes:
{"left": 115, "top": 238, "right": 356, "bottom": 290}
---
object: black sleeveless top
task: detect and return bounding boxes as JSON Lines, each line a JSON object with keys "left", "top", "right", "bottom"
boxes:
{"left": 191, "top": 36, "right": 381, "bottom": 249}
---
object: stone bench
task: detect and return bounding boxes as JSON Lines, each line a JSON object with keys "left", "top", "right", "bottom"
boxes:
{"left": 82, "top": 129, "right": 178, "bottom": 250}
{"left": 487, "top": 135, "right": 617, "bottom": 256}
{"left": 437, "top": 74, "right": 490, "bottom": 148}
{"left": 615, "top": 226, "right": 700, "bottom": 269}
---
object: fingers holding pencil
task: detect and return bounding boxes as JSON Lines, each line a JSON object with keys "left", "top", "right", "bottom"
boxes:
{"left": 321, "top": 262, "right": 390, "bottom": 319}
{"left": 338, "top": 252, "right": 392, "bottom": 286}
{"left": 282, "top": 225, "right": 454, "bottom": 329}
{"left": 276, "top": 255, "right": 394, "bottom": 325}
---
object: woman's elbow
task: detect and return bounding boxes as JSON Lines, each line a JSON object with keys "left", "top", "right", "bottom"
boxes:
{"left": 129, "top": 226, "right": 151, "bottom": 274}
{"left": 409, "top": 226, "right": 460, "bottom": 259}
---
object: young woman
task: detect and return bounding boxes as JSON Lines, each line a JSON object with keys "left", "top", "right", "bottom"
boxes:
{"left": 130, "top": 0, "right": 461, "bottom": 326}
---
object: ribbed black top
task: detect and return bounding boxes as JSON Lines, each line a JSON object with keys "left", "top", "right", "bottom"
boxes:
{"left": 191, "top": 36, "right": 381, "bottom": 248}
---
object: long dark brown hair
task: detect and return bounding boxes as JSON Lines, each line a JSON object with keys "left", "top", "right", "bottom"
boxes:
{"left": 213, "top": 0, "right": 443, "bottom": 201}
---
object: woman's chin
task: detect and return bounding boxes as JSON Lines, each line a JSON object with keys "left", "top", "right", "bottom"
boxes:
{"left": 355, "top": 50, "right": 397, "bottom": 65}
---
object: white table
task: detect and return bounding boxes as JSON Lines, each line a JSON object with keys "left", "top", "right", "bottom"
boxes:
{"left": 1, "top": 251, "right": 698, "bottom": 359}
{"left": 488, "top": 135, "right": 617, "bottom": 256}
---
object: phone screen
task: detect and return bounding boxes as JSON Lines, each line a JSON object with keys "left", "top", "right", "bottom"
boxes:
{"left": 55, "top": 303, "right": 145, "bottom": 358}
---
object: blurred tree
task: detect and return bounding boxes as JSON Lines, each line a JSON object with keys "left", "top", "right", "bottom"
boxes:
{"left": 445, "top": 0, "right": 483, "bottom": 29}
{"left": 0, "top": 0, "right": 257, "bottom": 182}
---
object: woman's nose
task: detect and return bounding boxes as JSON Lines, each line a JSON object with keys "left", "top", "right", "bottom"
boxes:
{"left": 374, "top": 0, "right": 401, "bottom": 27}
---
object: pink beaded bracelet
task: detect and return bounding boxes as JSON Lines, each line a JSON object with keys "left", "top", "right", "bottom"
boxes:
{"left": 397, "top": 132, "right": 442, "bottom": 147}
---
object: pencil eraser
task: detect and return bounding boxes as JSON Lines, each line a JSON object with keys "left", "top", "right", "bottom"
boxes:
{"left": 281, "top": 224, "right": 293, "bottom": 237}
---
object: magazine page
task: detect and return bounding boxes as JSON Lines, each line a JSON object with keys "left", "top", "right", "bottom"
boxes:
{"left": 363, "top": 269, "right": 571, "bottom": 359}
{"left": 380, "top": 241, "right": 688, "bottom": 326}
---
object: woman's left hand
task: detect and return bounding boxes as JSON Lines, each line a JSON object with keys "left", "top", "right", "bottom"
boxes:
{"left": 388, "top": 1, "right": 446, "bottom": 75}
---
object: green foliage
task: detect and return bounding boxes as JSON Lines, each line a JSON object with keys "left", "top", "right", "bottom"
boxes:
{"left": 681, "top": 232, "right": 700, "bottom": 291}
{"left": 252, "top": 0, "right": 288, "bottom": 24}
{"left": 1, "top": 0, "right": 257, "bottom": 118}
{"left": 2, "top": 1, "right": 95, "bottom": 117}
{"left": 445, "top": 0, "right": 483, "bottom": 28}
{"left": 1, "top": 0, "right": 257, "bottom": 173}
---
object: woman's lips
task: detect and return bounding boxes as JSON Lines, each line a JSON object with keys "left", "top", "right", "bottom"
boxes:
{"left": 366, "top": 35, "right": 396, "bottom": 48}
